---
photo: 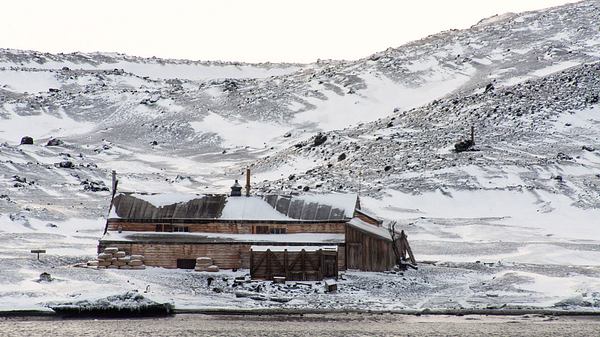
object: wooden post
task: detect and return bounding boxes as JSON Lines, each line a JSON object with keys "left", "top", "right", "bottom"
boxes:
{"left": 249, "top": 249, "right": 254, "bottom": 276}
{"left": 470, "top": 125, "right": 475, "bottom": 145}
{"left": 111, "top": 170, "right": 117, "bottom": 193}
{"left": 284, "top": 249, "right": 288, "bottom": 279}
{"left": 266, "top": 249, "right": 272, "bottom": 280}
{"left": 245, "top": 168, "right": 251, "bottom": 197}
{"left": 318, "top": 249, "right": 323, "bottom": 280}
{"left": 301, "top": 249, "right": 306, "bottom": 281}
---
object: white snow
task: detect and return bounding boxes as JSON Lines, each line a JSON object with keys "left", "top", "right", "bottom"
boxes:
{"left": 250, "top": 245, "right": 338, "bottom": 252}
{"left": 0, "top": 105, "right": 96, "bottom": 142}
{"left": 190, "top": 112, "right": 289, "bottom": 148}
{"left": 347, "top": 217, "right": 391, "bottom": 240}
{"left": 221, "top": 197, "right": 292, "bottom": 220}
{"left": 130, "top": 192, "right": 203, "bottom": 208}
{"left": 294, "top": 193, "right": 358, "bottom": 218}
{"left": 364, "top": 188, "right": 600, "bottom": 242}
{"left": 293, "top": 68, "right": 474, "bottom": 130}
{"left": 107, "top": 231, "right": 345, "bottom": 244}
{"left": 0, "top": 70, "right": 60, "bottom": 93}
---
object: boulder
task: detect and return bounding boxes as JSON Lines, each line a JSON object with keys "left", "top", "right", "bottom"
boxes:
{"left": 20, "top": 136, "right": 34, "bottom": 145}
{"left": 38, "top": 272, "right": 53, "bottom": 282}
{"left": 46, "top": 138, "right": 64, "bottom": 147}
{"left": 313, "top": 133, "right": 327, "bottom": 147}
{"left": 454, "top": 139, "right": 474, "bottom": 153}
{"left": 56, "top": 161, "right": 75, "bottom": 169}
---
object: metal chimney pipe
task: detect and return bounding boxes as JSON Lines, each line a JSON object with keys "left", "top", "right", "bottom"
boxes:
{"left": 245, "top": 168, "right": 251, "bottom": 197}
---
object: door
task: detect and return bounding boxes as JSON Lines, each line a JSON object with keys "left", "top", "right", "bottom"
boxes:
{"left": 346, "top": 242, "right": 362, "bottom": 270}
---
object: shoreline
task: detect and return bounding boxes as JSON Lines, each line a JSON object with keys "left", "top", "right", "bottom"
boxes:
{"left": 2, "top": 307, "right": 600, "bottom": 318}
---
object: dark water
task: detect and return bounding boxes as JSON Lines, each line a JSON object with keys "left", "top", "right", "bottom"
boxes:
{"left": 1, "top": 314, "right": 600, "bottom": 337}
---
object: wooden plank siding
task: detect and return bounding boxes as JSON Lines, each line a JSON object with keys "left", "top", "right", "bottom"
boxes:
{"left": 345, "top": 225, "right": 396, "bottom": 272}
{"left": 106, "top": 220, "right": 345, "bottom": 234}
{"left": 250, "top": 249, "right": 338, "bottom": 281}
{"left": 98, "top": 242, "right": 346, "bottom": 270}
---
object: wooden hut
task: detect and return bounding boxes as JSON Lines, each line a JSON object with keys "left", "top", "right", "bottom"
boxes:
{"left": 98, "top": 182, "right": 415, "bottom": 280}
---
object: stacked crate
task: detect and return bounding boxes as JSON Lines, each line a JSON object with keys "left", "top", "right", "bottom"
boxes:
{"left": 90, "top": 247, "right": 146, "bottom": 270}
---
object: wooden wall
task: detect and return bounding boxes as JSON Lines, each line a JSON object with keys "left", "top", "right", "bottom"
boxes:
{"left": 98, "top": 241, "right": 346, "bottom": 270}
{"left": 345, "top": 225, "right": 396, "bottom": 272}
{"left": 250, "top": 249, "right": 338, "bottom": 281}
{"left": 106, "top": 221, "right": 345, "bottom": 234}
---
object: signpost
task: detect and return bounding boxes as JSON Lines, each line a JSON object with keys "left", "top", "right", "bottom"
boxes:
{"left": 31, "top": 249, "right": 46, "bottom": 260}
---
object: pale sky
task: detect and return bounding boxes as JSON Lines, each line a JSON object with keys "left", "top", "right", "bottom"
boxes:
{"left": 0, "top": 0, "right": 580, "bottom": 63}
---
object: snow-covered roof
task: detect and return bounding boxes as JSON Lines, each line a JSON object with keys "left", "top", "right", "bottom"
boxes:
{"left": 109, "top": 192, "right": 357, "bottom": 221}
{"left": 101, "top": 231, "right": 344, "bottom": 244}
{"left": 250, "top": 245, "right": 338, "bottom": 252}
{"left": 347, "top": 217, "right": 393, "bottom": 241}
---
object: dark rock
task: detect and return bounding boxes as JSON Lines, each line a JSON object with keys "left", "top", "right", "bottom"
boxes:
{"left": 553, "top": 175, "right": 563, "bottom": 182}
{"left": 337, "top": 153, "right": 346, "bottom": 161}
{"left": 223, "top": 79, "right": 239, "bottom": 92}
{"left": 288, "top": 174, "right": 295, "bottom": 180}
{"left": 484, "top": 83, "right": 494, "bottom": 93}
{"left": 283, "top": 132, "right": 291, "bottom": 138}
{"left": 313, "top": 133, "right": 327, "bottom": 147}
{"left": 151, "top": 140, "right": 158, "bottom": 146}
{"left": 384, "top": 165, "right": 392, "bottom": 172}
{"left": 56, "top": 161, "right": 75, "bottom": 169}
{"left": 303, "top": 186, "right": 310, "bottom": 192}
{"left": 38, "top": 272, "right": 53, "bottom": 282}
{"left": 556, "top": 152, "right": 573, "bottom": 161}
{"left": 454, "top": 139, "right": 474, "bottom": 153}
{"left": 582, "top": 145, "right": 595, "bottom": 152}
{"left": 46, "top": 138, "right": 64, "bottom": 146}
{"left": 20, "top": 136, "right": 34, "bottom": 145}
{"left": 81, "top": 180, "right": 109, "bottom": 192}
{"left": 212, "top": 287, "right": 223, "bottom": 293}
{"left": 48, "top": 88, "right": 60, "bottom": 93}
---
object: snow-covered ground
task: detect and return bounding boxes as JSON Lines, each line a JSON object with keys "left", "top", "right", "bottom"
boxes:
{"left": 1, "top": 0, "right": 600, "bottom": 312}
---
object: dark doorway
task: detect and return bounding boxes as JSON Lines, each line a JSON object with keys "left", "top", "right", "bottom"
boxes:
{"left": 322, "top": 254, "right": 337, "bottom": 278}
{"left": 176, "top": 259, "right": 196, "bottom": 269}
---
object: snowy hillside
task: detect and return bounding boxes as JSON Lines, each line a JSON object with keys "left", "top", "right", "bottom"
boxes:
{"left": 1, "top": 0, "right": 600, "bottom": 311}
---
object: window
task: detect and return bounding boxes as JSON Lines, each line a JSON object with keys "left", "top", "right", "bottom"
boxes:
{"left": 255, "top": 225, "right": 269, "bottom": 234}
{"left": 155, "top": 224, "right": 177, "bottom": 232}
{"left": 173, "top": 226, "right": 189, "bottom": 233}
{"left": 254, "top": 225, "right": 287, "bottom": 234}
{"left": 270, "top": 227, "right": 287, "bottom": 234}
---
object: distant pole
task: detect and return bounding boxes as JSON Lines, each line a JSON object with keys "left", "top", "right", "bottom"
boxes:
{"left": 358, "top": 170, "right": 363, "bottom": 196}
{"left": 470, "top": 125, "right": 475, "bottom": 145}
{"left": 245, "top": 168, "right": 251, "bottom": 197}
